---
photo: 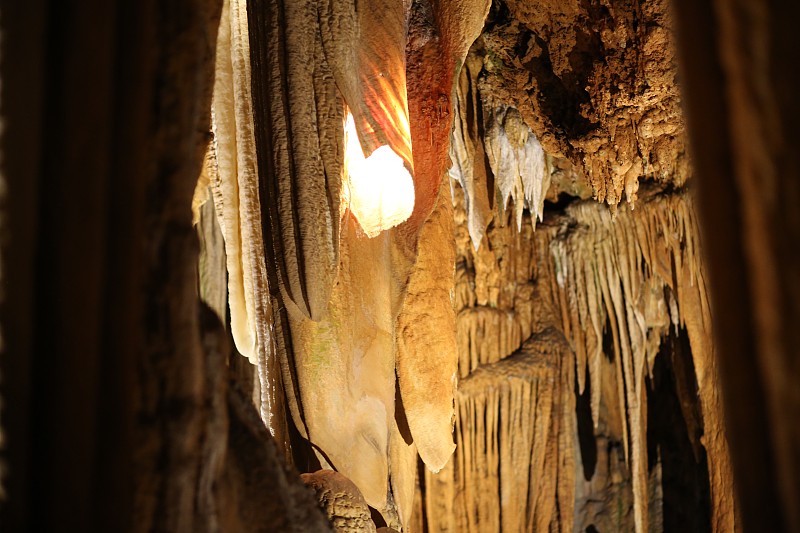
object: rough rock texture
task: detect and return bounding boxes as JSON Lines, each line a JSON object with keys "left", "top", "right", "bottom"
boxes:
{"left": 227, "top": 0, "right": 492, "bottom": 526}
{"left": 394, "top": 0, "right": 491, "bottom": 474}
{"left": 221, "top": 381, "right": 334, "bottom": 533}
{"left": 301, "top": 470, "right": 377, "bottom": 533}
{"left": 208, "top": 0, "right": 289, "bottom": 446}
{"left": 478, "top": 0, "right": 688, "bottom": 208}
{"left": 422, "top": 176, "right": 734, "bottom": 532}
{"left": 414, "top": 1, "right": 737, "bottom": 528}
{"left": 248, "top": 0, "right": 345, "bottom": 325}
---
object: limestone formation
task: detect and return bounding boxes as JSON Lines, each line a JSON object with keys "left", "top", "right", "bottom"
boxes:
{"left": 424, "top": 328, "right": 575, "bottom": 532}
{"left": 208, "top": 0, "right": 288, "bottom": 446}
{"left": 479, "top": 0, "right": 688, "bottom": 208}
{"left": 210, "top": 0, "right": 492, "bottom": 526}
{"left": 11, "top": 0, "right": 794, "bottom": 531}
{"left": 425, "top": 172, "right": 734, "bottom": 531}
{"left": 301, "top": 470, "right": 377, "bottom": 533}
{"left": 182, "top": 0, "right": 737, "bottom": 530}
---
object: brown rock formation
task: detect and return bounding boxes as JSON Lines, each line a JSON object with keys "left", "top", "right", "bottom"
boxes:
{"left": 423, "top": 172, "right": 733, "bottom": 532}
{"left": 478, "top": 0, "right": 688, "bottom": 207}
{"left": 302, "top": 470, "right": 377, "bottom": 533}
{"left": 425, "top": 328, "right": 576, "bottom": 532}
{"left": 4, "top": 0, "right": 800, "bottom": 532}
{"left": 674, "top": 0, "right": 800, "bottom": 530}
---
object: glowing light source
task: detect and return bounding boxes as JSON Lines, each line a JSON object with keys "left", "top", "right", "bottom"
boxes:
{"left": 344, "top": 110, "right": 415, "bottom": 237}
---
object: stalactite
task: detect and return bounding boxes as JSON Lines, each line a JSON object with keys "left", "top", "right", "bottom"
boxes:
{"left": 202, "top": 1, "right": 735, "bottom": 531}
{"left": 214, "top": 0, "right": 491, "bottom": 527}
{"left": 393, "top": 0, "right": 490, "bottom": 480}
{"left": 210, "top": 0, "right": 259, "bottom": 364}
{"left": 440, "top": 163, "right": 735, "bottom": 531}
{"left": 394, "top": 176, "right": 459, "bottom": 473}
{"left": 209, "top": 0, "right": 288, "bottom": 445}
{"left": 424, "top": 328, "right": 575, "bottom": 533}
{"left": 248, "top": 0, "right": 344, "bottom": 322}
{"left": 484, "top": 106, "right": 549, "bottom": 233}
{"left": 196, "top": 186, "right": 228, "bottom": 329}
{"left": 477, "top": 0, "right": 689, "bottom": 209}
{"left": 543, "top": 189, "right": 734, "bottom": 533}
{"left": 449, "top": 50, "right": 493, "bottom": 249}
{"left": 281, "top": 219, "right": 397, "bottom": 515}
{"left": 456, "top": 305, "right": 534, "bottom": 378}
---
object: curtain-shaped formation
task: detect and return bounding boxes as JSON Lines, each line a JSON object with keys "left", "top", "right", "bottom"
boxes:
{"left": 424, "top": 328, "right": 575, "bottom": 532}
{"left": 449, "top": 50, "right": 493, "bottom": 249}
{"left": 208, "top": 0, "right": 287, "bottom": 443}
{"left": 206, "top": 0, "right": 491, "bottom": 527}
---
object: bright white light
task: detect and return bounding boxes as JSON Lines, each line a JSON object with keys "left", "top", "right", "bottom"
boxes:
{"left": 344, "top": 111, "right": 415, "bottom": 238}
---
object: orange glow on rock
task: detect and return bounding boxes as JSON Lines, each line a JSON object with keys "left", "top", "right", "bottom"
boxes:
{"left": 344, "top": 110, "right": 415, "bottom": 238}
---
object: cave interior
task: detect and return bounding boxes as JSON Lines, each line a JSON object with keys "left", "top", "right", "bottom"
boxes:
{"left": 1, "top": 0, "right": 799, "bottom": 532}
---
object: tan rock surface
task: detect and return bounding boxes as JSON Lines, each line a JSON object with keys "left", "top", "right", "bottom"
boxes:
{"left": 302, "top": 470, "right": 377, "bottom": 533}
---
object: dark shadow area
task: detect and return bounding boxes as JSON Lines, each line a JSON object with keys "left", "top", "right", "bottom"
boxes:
{"left": 646, "top": 329, "right": 711, "bottom": 533}
{"left": 576, "top": 367, "right": 597, "bottom": 481}
{"left": 395, "top": 377, "right": 414, "bottom": 445}
{"left": 370, "top": 507, "right": 388, "bottom": 528}
{"left": 542, "top": 192, "right": 580, "bottom": 215}
{"left": 602, "top": 316, "right": 615, "bottom": 363}
{"left": 288, "top": 415, "right": 323, "bottom": 474}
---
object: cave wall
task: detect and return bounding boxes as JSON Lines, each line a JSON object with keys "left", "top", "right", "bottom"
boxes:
{"left": 673, "top": 0, "right": 800, "bottom": 530}
{"left": 419, "top": 0, "right": 736, "bottom": 528}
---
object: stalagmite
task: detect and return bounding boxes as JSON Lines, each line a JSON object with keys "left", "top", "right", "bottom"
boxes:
{"left": 301, "top": 470, "right": 377, "bottom": 533}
